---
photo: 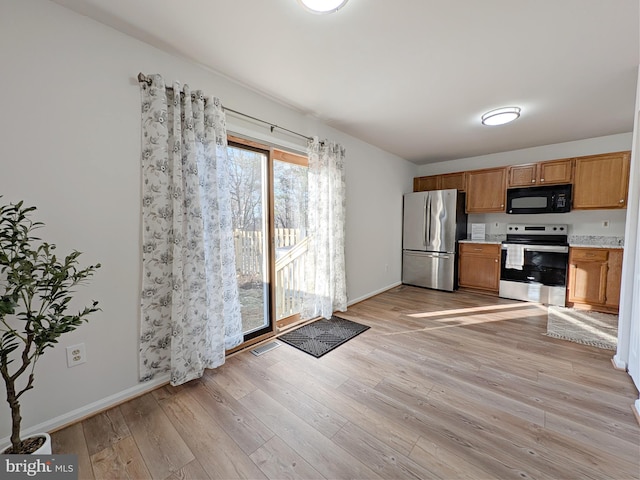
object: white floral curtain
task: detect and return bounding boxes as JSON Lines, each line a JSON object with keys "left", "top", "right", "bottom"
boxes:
{"left": 139, "top": 74, "right": 242, "bottom": 386}
{"left": 302, "top": 137, "right": 347, "bottom": 320}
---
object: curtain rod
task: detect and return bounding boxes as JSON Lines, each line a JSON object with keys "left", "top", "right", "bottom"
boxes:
{"left": 137, "top": 73, "right": 313, "bottom": 142}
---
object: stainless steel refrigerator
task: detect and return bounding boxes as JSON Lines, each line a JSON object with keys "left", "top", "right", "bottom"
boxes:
{"left": 402, "top": 189, "right": 467, "bottom": 291}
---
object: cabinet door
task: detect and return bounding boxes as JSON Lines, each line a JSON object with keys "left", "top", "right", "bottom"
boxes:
{"left": 414, "top": 176, "right": 439, "bottom": 192}
{"left": 573, "top": 152, "right": 630, "bottom": 209}
{"left": 538, "top": 158, "right": 573, "bottom": 185}
{"left": 439, "top": 172, "right": 466, "bottom": 191}
{"left": 458, "top": 244, "right": 501, "bottom": 292}
{"left": 466, "top": 167, "right": 507, "bottom": 213}
{"left": 605, "top": 249, "right": 623, "bottom": 310}
{"left": 459, "top": 254, "right": 500, "bottom": 291}
{"left": 508, "top": 164, "right": 538, "bottom": 187}
{"left": 568, "top": 259, "right": 607, "bottom": 305}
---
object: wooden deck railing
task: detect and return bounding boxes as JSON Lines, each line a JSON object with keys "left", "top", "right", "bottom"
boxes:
{"left": 234, "top": 229, "right": 308, "bottom": 320}
{"left": 274, "top": 237, "right": 308, "bottom": 320}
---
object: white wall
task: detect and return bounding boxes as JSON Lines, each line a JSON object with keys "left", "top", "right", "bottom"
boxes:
{"left": 615, "top": 65, "right": 640, "bottom": 404}
{"left": 418, "top": 133, "right": 633, "bottom": 238}
{"left": 0, "top": 0, "right": 416, "bottom": 441}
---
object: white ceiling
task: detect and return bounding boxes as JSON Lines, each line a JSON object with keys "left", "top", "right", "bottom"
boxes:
{"left": 51, "top": 0, "right": 639, "bottom": 164}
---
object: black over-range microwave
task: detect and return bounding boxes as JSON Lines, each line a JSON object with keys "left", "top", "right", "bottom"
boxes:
{"left": 506, "top": 184, "right": 572, "bottom": 214}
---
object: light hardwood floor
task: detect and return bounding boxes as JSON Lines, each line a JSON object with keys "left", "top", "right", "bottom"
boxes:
{"left": 52, "top": 286, "right": 640, "bottom": 479}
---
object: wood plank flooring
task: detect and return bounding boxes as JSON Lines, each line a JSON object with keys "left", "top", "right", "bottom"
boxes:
{"left": 51, "top": 286, "right": 640, "bottom": 479}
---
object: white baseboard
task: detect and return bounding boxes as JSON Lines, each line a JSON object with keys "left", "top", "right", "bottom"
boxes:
{"left": 633, "top": 399, "right": 640, "bottom": 426}
{"left": 348, "top": 282, "right": 402, "bottom": 306}
{"left": 0, "top": 375, "right": 170, "bottom": 448}
{"left": 612, "top": 354, "right": 628, "bottom": 371}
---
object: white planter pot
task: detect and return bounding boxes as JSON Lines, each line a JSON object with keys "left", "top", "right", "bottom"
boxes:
{"left": 2, "top": 432, "right": 51, "bottom": 455}
{"left": 33, "top": 433, "right": 52, "bottom": 454}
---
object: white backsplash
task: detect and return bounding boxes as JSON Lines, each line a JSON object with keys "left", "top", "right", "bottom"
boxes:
{"left": 469, "top": 209, "right": 627, "bottom": 238}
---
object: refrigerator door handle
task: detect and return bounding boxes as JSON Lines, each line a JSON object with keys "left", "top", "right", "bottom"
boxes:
{"left": 426, "top": 194, "right": 432, "bottom": 245}
{"left": 422, "top": 195, "right": 428, "bottom": 246}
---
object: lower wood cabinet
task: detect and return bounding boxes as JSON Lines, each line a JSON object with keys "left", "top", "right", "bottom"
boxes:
{"left": 567, "top": 247, "right": 623, "bottom": 314}
{"left": 458, "top": 243, "right": 501, "bottom": 293}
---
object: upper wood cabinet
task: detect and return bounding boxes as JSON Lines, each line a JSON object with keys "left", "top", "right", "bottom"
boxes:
{"left": 412, "top": 150, "right": 629, "bottom": 212}
{"left": 413, "top": 175, "right": 439, "bottom": 192}
{"left": 572, "top": 151, "right": 630, "bottom": 209}
{"left": 465, "top": 167, "right": 507, "bottom": 213}
{"left": 414, "top": 172, "right": 466, "bottom": 192}
{"left": 439, "top": 172, "right": 466, "bottom": 191}
{"left": 507, "top": 163, "right": 537, "bottom": 187}
{"left": 507, "top": 158, "right": 573, "bottom": 188}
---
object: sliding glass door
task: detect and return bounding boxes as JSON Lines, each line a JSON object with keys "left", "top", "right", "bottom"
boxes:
{"left": 227, "top": 138, "right": 309, "bottom": 345}
{"left": 227, "top": 140, "right": 271, "bottom": 340}
{"left": 273, "top": 151, "right": 308, "bottom": 330}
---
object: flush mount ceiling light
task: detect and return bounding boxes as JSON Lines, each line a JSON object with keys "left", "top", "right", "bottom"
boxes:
{"left": 297, "top": 0, "right": 349, "bottom": 14}
{"left": 481, "top": 106, "right": 521, "bottom": 126}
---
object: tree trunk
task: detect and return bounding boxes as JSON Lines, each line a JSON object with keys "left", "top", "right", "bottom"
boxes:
{"left": 9, "top": 393, "right": 22, "bottom": 451}
{"left": 1, "top": 362, "right": 23, "bottom": 451}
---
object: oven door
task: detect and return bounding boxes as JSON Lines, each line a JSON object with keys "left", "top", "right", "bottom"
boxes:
{"left": 499, "top": 243, "right": 569, "bottom": 306}
{"left": 500, "top": 244, "right": 569, "bottom": 285}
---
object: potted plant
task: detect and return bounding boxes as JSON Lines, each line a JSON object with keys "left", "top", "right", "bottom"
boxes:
{"left": 0, "top": 200, "right": 100, "bottom": 454}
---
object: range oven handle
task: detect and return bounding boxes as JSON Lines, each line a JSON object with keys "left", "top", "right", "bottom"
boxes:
{"left": 501, "top": 243, "right": 569, "bottom": 253}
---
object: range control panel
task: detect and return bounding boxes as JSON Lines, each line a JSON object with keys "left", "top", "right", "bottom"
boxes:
{"left": 506, "top": 224, "right": 568, "bottom": 235}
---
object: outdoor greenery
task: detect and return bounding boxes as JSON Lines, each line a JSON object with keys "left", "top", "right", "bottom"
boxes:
{"left": 0, "top": 201, "right": 100, "bottom": 453}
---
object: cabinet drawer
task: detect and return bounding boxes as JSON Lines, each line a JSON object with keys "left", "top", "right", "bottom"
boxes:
{"left": 570, "top": 248, "right": 608, "bottom": 262}
{"left": 460, "top": 243, "right": 500, "bottom": 256}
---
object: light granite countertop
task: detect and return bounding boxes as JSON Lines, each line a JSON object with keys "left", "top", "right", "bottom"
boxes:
{"left": 459, "top": 239, "right": 503, "bottom": 245}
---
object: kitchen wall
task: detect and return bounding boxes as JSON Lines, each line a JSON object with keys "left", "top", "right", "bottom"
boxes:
{"left": 417, "top": 133, "right": 633, "bottom": 240}
{"left": 0, "top": 0, "right": 415, "bottom": 441}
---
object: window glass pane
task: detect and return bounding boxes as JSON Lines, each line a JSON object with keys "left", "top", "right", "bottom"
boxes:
{"left": 274, "top": 159, "right": 308, "bottom": 321}
{"left": 227, "top": 145, "right": 270, "bottom": 336}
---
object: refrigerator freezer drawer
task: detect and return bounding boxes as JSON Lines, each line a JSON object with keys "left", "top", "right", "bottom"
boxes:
{"left": 402, "top": 251, "right": 456, "bottom": 292}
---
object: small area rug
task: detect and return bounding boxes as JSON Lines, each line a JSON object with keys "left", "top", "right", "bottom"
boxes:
{"left": 278, "top": 316, "right": 370, "bottom": 358}
{"left": 546, "top": 306, "right": 618, "bottom": 350}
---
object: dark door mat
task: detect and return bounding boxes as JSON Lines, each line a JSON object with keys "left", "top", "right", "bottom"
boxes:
{"left": 278, "top": 316, "right": 370, "bottom": 358}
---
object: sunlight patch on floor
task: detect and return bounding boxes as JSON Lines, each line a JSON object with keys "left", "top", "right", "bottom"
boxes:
{"left": 381, "top": 302, "right": 548, "bottom": 336}
{"left": 407, "top": 301, "right": 546, "bottom": 319}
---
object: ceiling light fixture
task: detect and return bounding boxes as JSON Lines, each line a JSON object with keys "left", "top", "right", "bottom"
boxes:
{"left": 481, "top": 106, "right": 521, "bottom": 126}
{"left": 297, "top": 0, "right": 349, "bottom": 14}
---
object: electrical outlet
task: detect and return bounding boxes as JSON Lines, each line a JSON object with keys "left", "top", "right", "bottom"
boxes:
{"left": 66, "top": 343, "right": 86, "bottom": 368}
